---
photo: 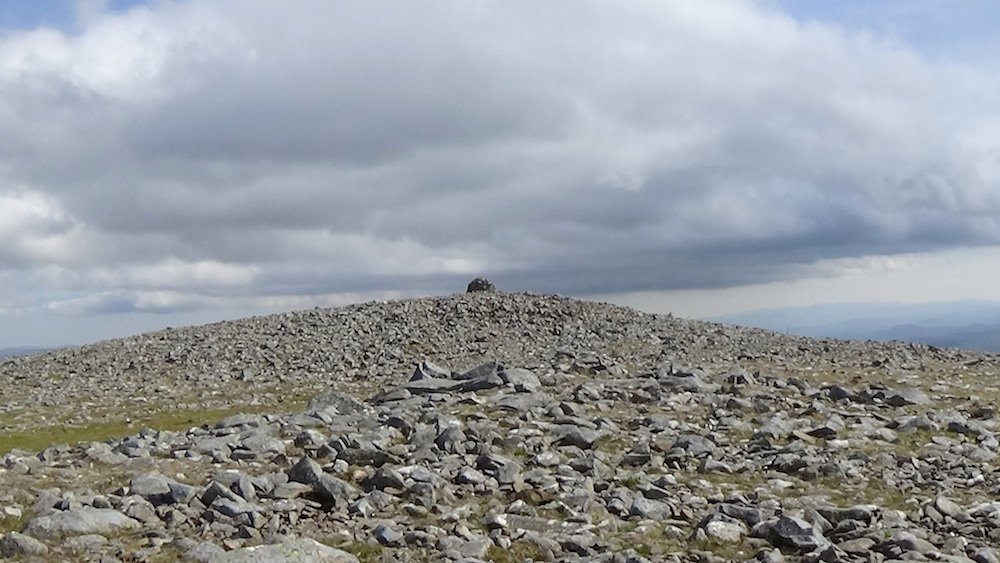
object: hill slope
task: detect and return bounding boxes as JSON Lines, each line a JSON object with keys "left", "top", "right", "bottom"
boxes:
{"left": 0, "top": 291, "right": 999, "bottom": 561}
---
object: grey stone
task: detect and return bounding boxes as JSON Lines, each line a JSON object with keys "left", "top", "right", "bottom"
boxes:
{"left": 671, "top": 433, "right": 716, "bottom": 456}
{"left": 457, "top": 372, "right": 505, "bottom": 392}
{"left": 313, "top": 475, "right": 358, "bottom": 507}
{"left": 307, "top": 390, "right": 366, "bottom": 414}
{"left": 130, "top": 472, "right": 174, "bottom": 505}
{"left": 374, "top": 522, "right": 404, "bottom": 547}
{"left": 817, "top": 505, "right": 875, "bottom": 524}
{"left": 501, "top": 368, "right": 542, "bottom": 393}
{"left": 0, "top": 531, "right": 48, "bottom": 557}
{"left": 169, "top": 481, "right": 200, "bottom": 504}
{"left": 884, "top": 531, "right": 937, "bottom": 554}
{"left": 552, "top": 425, "right": 601, "bottom": 449}
{"left": 630, "top": 496, "right": 672, "bottom": 519}
{"left": 704, "top": 520, "right": 747, "bottom": 543}
{"left": 405, "top": 378, "right": 464, "bottom": 395}
{"left": 184, "top": 540, "right": 227, "bottom": 562}
{"left": 212, "top": 498, "right": 258, "bottom": 518}
{"left": 837, "top": 538, "right": 875, "bottom": 553}
{"left": 718, "top": 503, "right": 763, "bottom": 526}
{"left": 363, "top": 466, "right": 406, "bottom": 491}
{"left": 241, "top": 432, "right": 287, "bottom": 457}
{"left": 935, "top": 495, "right": 963, "bottom": 518}
{"left": 456, "top": 467, "right": 487, "bottom": 485}
{"left": 458, "top": 536, "right": 492, "bottom": 558}
{"left": 24, "top": 507, "right": 141, "bottom": 539}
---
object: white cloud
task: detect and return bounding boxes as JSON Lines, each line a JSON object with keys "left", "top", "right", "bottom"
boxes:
{"left": 0, "top": 190, "right": 84, "bottom": 264}
{"left": 1, "top": 0, "right": 1000, "bottom": 333}
{"left": 88, "top": 259, "right": 257, "bottom": 289}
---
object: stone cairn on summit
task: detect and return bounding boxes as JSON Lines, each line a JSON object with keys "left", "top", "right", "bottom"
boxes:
{"left": 466, "top": 277, "right": 497, "bottom": 293}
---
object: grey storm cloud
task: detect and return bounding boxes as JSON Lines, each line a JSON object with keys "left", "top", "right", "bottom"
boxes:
{"left": 1, "top": 0, "right": 999, "bottom": 316}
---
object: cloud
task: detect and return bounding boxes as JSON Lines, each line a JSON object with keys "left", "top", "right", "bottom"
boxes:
{"left": 45, "top": 290, "right": 204, "bottom": 315}
{"left": 1, "top": 0, "right": 1000, "bottom": 322}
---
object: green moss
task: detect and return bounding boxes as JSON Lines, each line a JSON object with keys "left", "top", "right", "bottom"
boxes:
{"left": 0, "top": 511, "right": 28, "bottom": 534}
{"left": 620, "top": 475, "right": 641, "bottom": 488}
{"left": 486, "top": 541, "right": 544, "bottom": 562}
{"left": 331, "top": 541, "right": 384, "bottom": 563}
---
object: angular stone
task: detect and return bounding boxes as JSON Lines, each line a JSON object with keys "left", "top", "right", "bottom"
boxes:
{"left": 630, "top": 496, "right": 672, "bottom": 519}
{"left": 404, "top": 378, "right": 464, "bottom": 395}
{"left": 410, "top": 360, "right": 451, "bottom": 381}
{"left": 455, "top": 360, "right": 500, "bottom": 380}
{"left": 456, "top": 467, "right": 487, "bottom": 485}
{"left": 129, "top": 472, "right": 174, "bottom": 506}
{"left": 457, "top": 372, "right": 505, "bottom": 392}
{"left": 241, "top": 432, "right": 287, "bottom": 457}
{"left": 212, "top": 498, "right": 259, "bottom": 518}
{"left": 935, "top": 496, "right": 963, "bottom": 518}
{"left": 552, "top": 425, "right": 601, "bottom": 449}
{"left": 313, "top": 475, "right": 358, "bottom": 507}
{"left": 838, "top": 537, "right": 876, "bottom": 553}
{"left": 25, "top": 508, "right": 141, "bottom": 539}
{"left": 886, "top": 387, "right": 931, "bottom": 407}
{"left": 501, "top": 368, "right": 542, "bottom": 393}
{"left": 374, "top": 523, "right": 404, "bottom": 547}
{"left": 287, "top": 456, "right": 325, "bottom": 485}
{"left": 363, "top": 466, "right": 406, "bottom": 491}
{"left": 763, "top": 516, "right": 828, "bottom": 553}
{"left": 670, "top": 434, "right": 716, "bottom": 456}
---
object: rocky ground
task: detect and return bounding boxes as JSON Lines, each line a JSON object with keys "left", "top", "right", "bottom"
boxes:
{"left": 1, "top": 290, "right": 1000, "bottom": 562}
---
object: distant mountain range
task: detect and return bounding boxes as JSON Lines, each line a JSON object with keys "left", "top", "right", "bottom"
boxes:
{"left": 0, "top": 347, "right": 49, "bottom": 359}
{"left": 714, "top": 300, "right": 1000, "bottom": 353}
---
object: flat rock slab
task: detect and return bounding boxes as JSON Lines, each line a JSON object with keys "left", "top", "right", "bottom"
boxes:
{"left": 24, "top": 507, "right": 141, "bottom": 539}
{"left": 210, "top": 538, "right": 359, "bottom": 562}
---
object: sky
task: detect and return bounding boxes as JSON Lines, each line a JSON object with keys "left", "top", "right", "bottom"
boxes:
{"left": 2, "top": 0, "right": 1000, "bottom": 347}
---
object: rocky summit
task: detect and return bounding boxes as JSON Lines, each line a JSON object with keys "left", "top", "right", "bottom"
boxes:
{"left": 1, "top": 292, "right": 1000, "bottom": 562}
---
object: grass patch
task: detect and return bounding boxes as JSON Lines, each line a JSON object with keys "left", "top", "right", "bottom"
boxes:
{"left": 486, "top": 541, "right": 544, "bottom": 562}
{"left": 0, "top": 511, "right": 29, "bottom": 534}
{"left": 0, "top": 401, "right": 307, "bottom": 456}
{"left": 329, "top": 541, "right": 383, "bottom": 563}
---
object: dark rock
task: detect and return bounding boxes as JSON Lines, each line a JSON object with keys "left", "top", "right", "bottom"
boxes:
{"left": 886, "top": 387, "right": 931, "bottom": 406}
{"left": 466, "top": 278, "right": 497, "bottom": 292}
{"left": 761, "top": 516, "right": 828, "bottom": 552}
{"left": 287, "top": 456, "right": 325, "bottom": 485}
{"left": 410, "top": 360, "right": 451, "bottom": 381}
{"left": 552, "top": 425, "right": 602, "bottom": 449}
